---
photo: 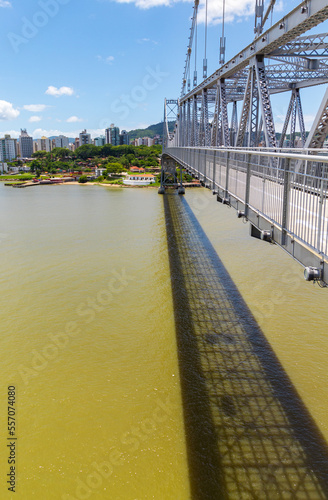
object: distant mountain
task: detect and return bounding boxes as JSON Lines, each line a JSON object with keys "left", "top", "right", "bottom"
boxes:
{"left": 127, "top": 121, "right": 175, "bottom": 141}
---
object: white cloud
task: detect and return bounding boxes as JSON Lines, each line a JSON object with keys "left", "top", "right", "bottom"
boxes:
{"left": 31, "top": 128, "right": 109, "bottom": 139}
{"left": 29, "top": 116, "right": 42, "bottom": 123}
{"left": 110, "top": 0, "right": 253, "bottom": 22}
{"left": 0, "top": 1, "right": 11, "bottom": 7}
{"left": 45, "top": 86, "right": 74, "bottom": 97}
{"left": 137, "top": 38, "right": 158, "bottom": 44}
{"left": 0, "top": 100, "right": 19, "bottom": 120}
{"left": 97, "top": 55, "right": 115, "bottom": 64}
{"left": 197, "top": 0, "right": 254, "bottom": 25}
{"left": 0, "top": 129, "right": 19, "bottom": 138}
{"left": 66, "top": 116, "right": 83, "bottom": 123}
{"left": 114, "top": 0, "right": 172, "bottom": 8}
{"left": 23, "top": 104, "right": 48, "bottom": 112}
{"left": 0, "top": 127, "right": 110, "bottom": 139}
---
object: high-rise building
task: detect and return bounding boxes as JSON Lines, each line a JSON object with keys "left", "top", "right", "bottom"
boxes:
{"left": 20, "top": 129, "right": 33, "bottom": 158}
{"left": 111, "top": 126, "right": 120, "bottom": 146}
{"left": 36, "top": 136, "right": 52, "bottom": 152}
{"left": 94, "top": 136, "right": 105, "bottom": 147}
{"left": 141, "top": 137, "right": 154, "bottom": 146}
{"left": 52, "top": 135, "right": 69, "bottom": 149}
{"left": 119, "top": 130, "right": 129, "bottom": 145}
{"left": 0, "top": 135, "right": 17, "bottom": 161}
{"left": 105, "top": 124, "right": 120, "bottom": 146}
{"left": 79, "top": 129, "right": 91, "bottom": 146}
{"left": 75, "top": 138, "right": 80, "bottom": 149}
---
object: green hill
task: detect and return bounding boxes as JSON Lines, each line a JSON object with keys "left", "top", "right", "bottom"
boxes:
{"left": 127, "top": 121, "right": 175, "bottom": 140}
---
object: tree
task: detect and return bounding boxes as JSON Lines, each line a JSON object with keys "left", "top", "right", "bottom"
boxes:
{"left": 75, "top": 144, "right": 100, "bottom": 160}
{"left": 32, "top": 150, "right": 48, "bottom": 159}
{"left": 51, "top": 147, "right": 71, "bottom": 160}
{"left": 29, "top": 159, "right": 41, "bottom": 173}
{"left": 106, "top": 162, "right": 124, "bottom": 174}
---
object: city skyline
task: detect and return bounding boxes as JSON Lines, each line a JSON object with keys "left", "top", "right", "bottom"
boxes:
{"left": 0, "top": 0, "right": 328, "bottom": 139}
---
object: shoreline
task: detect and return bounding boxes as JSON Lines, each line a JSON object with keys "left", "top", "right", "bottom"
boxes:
{"left": 4, "top": 180, "right": 201, "bottom": 190}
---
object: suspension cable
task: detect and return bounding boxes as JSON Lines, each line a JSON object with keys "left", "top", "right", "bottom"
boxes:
{"left": 180, "top": 0, "right": 199, "bottom": 97}
{"left": 204, "top": 0, "right": 208, "bottom": 78}
{"left": 220, "top": 0, "right": 226, "bottom": 65}
{"left": 194, "top": 10, "right": 198, "bottom": 86}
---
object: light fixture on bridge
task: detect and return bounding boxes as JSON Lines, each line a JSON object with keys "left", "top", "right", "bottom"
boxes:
{"left": 260, "top": 230, "right": 272, "bottom": 242}
{"left": 304, "top": 267, "right": 321, "bottom": 281}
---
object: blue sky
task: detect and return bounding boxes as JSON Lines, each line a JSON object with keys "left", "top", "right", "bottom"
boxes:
{"left": 0, "top": 0, "right": 327, "bottom": 138}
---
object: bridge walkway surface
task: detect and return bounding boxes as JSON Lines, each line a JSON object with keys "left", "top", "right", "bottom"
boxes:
{"left": 164, "top": 191, "right": 328, "bottom": 500}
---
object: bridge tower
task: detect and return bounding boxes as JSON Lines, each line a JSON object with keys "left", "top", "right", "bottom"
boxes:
{"left": 159, "top": 99, "right": 185, "bottom": 194}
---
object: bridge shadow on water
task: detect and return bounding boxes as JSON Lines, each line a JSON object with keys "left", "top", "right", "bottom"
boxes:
{"left": 163, "top": 192, "right": 328, "bottom": 500}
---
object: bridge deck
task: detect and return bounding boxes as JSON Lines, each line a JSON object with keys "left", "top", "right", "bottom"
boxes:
{"left": 166, "top": 147, "right": 328, "bottom": 283}
{"left": 164, "top": 191, "right": 328, "bottom": 499}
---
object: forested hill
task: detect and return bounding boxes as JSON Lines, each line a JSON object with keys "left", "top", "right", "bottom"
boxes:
{"left": 127, "top": 121, "right": 175, "bottom": 140}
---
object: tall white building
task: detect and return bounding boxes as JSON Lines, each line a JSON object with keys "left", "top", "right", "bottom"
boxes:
{"left": 142, "top": 137, "right": 153, "bottom": 146}
{"left": 0, "top": 135, "right": 17, "bottom": 161}
{"left": 79, "top": 130, "right": 91, "bottom": 146}
{"left": 105, "top": 124, "right": 120, "bottom": 145}
{"left": 36, "top": 136, "right": 52, "bottom": 152}
{"left": 20, "top": 129, "right": 33, "bottom": 158}
{"left": 94, "top": 136, "right": 105, "bottom": 146}
{"left": 52, "top": 135, "right": 69, "bottom": 149}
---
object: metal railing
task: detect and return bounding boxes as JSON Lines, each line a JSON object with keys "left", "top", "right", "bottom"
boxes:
{"left": 165, "top": 146, "right": 328, "bottom": 283}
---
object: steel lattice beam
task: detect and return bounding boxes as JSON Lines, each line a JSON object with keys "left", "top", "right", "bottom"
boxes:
{"left": 180, "top": 0, "right": 328, "bottom": 103}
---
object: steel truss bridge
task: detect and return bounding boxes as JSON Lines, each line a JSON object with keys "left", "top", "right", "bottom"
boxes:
{"left": 161, "top": 0, "right": 328, "bottom": 285}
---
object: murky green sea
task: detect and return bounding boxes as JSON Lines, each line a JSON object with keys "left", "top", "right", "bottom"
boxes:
{"left": 0, "top": 183, "right": 327, "bottom": 499}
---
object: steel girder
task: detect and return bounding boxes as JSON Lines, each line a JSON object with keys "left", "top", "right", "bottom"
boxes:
{"left": 211, "top": 84, "right": 220, "bottom": 146}
{"left": 234, "top": 57, "right": 276, "bottom": 148}
{"left": 191, "top": 95, "right": 198, "bottom": 146}
{"left": 230, "top": 101, "right": 238, "bottom": 146}
{"left": 219, "top": 80, "right": 230, "bottom": 146}
{"left": 235, "top": 70, "right": 252, "bottom": 147}
{"left": 187, "top": 99, "right": 191, "bottom": 146}
{"left": 271, "top": 33, "right": 328, "bottom": 58}
{"left": 254, "top": 57, "right": 277, "bottom": 147}
{"left": 248, "top": 67, "right": 259, "bottom": 147}
{"left": 305, "top": 87, "right": 328, "bottom": 148}
{"left": 165, "top": 1, "right": 328, "bottom": 150}
{"left": 164, "top": 99, "right": 179, "bottom": 148}
{"left": 198, "top": 90, "right": 210, "bottom": 146}
{"left": 279, "top": 88, "right": 306, "bottom": 147}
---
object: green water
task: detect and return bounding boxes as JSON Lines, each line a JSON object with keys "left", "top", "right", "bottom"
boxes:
{"left": 0, "top": 183, "right": 328, "bottom": 499}
{"left": 0, "top": 184, "right": 189, "bottom": 499}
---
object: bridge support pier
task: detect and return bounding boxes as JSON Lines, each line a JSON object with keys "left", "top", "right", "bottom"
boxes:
{"left": 158, "top": 154, "right": 185, "bottom": 195}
